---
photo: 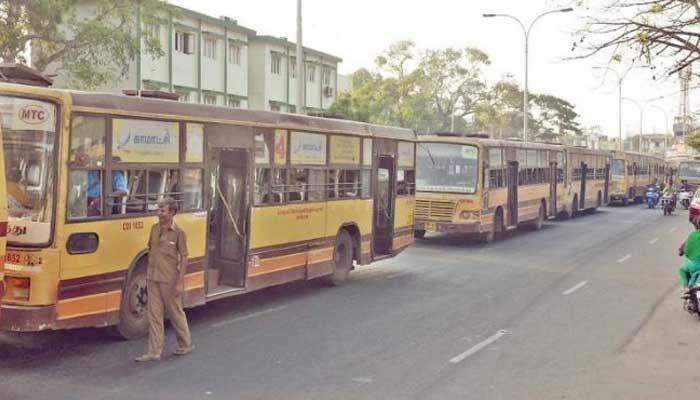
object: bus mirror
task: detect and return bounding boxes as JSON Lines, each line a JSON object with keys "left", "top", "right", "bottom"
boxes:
{"left": 67, "top": 232, "right": 99, "bottom": 254}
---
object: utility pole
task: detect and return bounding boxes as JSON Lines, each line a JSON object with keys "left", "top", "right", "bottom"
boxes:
{"left": 296, "top": 0, "right": 305, "bottom": 115}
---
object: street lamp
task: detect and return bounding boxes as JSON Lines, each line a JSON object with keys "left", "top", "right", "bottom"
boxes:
{"left": 593, "top": 66, "right": 624, "bottom": 151}
{"left": 622, "top": 97, "right": 643, "bottom": 153}
{"left": 483, "top": 7, "right": 573, "bottom": 143}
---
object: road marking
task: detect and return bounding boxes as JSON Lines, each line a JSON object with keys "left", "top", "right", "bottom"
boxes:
{"left": 562, "top": 281, "right": 589, "bottom": 296}
{"left": 449, "top": 329, "right": 509, "bottom": 364}
{"left": 211, "top": 305, "right": 287, "bottom": 328}
{"left": 649, "top": 237, "right": 659, "bottom": 244}
{"left": 617, "top": 254, "right": 632, "bottom": 263}
{"left": 670, "top": 227, "right": 678, "bottom": 233}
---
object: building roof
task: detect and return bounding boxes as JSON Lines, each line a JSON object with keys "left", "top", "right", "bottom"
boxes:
{"left": 171, "top": 4, "right": 257, "bottom": 36}
{"left": 251, "top": 35, "right": 343, "bottom": 63}
{"left": 0, "top": 63, "right": 53, "bottom": 87}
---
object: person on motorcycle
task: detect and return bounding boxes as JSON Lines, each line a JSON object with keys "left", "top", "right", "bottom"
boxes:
{"left": 679, "top": 214, "right": 700, "bottom": 296}
{"left": 681, "top": 180, "right": 691, "bottom": 193}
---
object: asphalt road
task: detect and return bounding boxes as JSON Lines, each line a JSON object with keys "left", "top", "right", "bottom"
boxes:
{"left": 0, "top": 204, "right": 691, "bottom": 400}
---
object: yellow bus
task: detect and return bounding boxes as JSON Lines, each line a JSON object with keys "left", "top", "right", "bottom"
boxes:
{"left": 608, "top": 151, "right": 666, "bottom": 205}
{"left": 414, "top": 135, "right": 567, "bottom": 242}
{"left": 564, "top": 147, "right": 610, "bottom": 216}
{"left": 0, "top": 83, "right": 415, "bottom": 338}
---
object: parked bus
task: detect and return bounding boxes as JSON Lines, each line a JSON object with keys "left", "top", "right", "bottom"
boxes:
{"left": 564, "top": 147, "right": 610, "bottom": 216}
{"left": 414, "top": 135, "right": 568, "bottom": 242}
{"left": 0, "top": 83, "right": 415, "bottom": 338}
{"left": 608, "top": 151, "right": 666, "bottom": 205}
{"left": 676, "top": 157, "right": 700, "bottom": 190}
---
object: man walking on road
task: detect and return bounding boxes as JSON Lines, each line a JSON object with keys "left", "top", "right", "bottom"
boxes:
{"left": 135, "top": 198, "right": 194, "bottom": 362}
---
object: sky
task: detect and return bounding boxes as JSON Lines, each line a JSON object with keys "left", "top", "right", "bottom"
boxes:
{"left": 173, "top": 0, "right": 694, "bottom": 139}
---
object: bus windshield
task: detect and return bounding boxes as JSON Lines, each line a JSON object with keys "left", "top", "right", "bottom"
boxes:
{"left": 0, "top": 95, "right": 57, "bottom": 246}
{"left": 416, "top": 143, "right": 478, "bottom": 194}
{"left": 679, "top": 162, "right": 700, "bottom": 179}
{"left": 611, "top": 159, "right": 625, "bottom": 177}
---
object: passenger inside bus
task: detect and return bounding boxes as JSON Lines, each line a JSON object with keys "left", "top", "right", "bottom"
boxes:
{"left": 7, "top": 166, "right": 32, "bottom": 209}
{"left": 87, "top": 170, "right": 128, "bottom": 217}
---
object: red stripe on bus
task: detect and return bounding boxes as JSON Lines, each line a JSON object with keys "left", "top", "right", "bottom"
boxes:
{"left": 0, "top": 221, "right": 8, "bottom": 237}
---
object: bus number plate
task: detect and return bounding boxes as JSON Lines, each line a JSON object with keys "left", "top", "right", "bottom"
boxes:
{"left": 425, "top": 222, "right": 437, "bottom": 232}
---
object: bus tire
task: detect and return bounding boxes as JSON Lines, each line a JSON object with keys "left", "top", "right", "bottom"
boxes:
{"left": 414, "top": 229, "right": 426, "bottom": 239}
{"left": 622, "top": 197, "right": 629, "bottom": 206}
{"left": 596, "top": 192, "right": 603, "bottom": 209}
{"left": 484, "top": 209, "right": 504, "bottom": 243}
{"left": 322, "top": 230, "right": 354, "bottom": 286}
{"left": 117, "top": 262, "right": 149, "bottom": 340}
{"left": 570, "top": 195, "right": 579, "bottom": 218}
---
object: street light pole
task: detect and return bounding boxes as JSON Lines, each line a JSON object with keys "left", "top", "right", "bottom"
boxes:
{"left": 483, "top": 8, "right": 573, "bottom": 143}
{"left": 594, "top": 67, "right": 624, "bottom": 151}
{"left": 623, "top": 97, "right": 643, "bottom": 153}
{"left": 296, "top": 0, "right": 304, "bottom": 115}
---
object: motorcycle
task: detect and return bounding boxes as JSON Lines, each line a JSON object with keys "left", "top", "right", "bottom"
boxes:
{"left": 646, "top": 186, "right": 659, "bottom": 209}
{"left": 679, "top": 190, "right": 694, "bottom": 210}
{"left": 661, "top": 194, "right": 675, "bottom": 215}
{"left": 682, "top": 285, "right": 700, "bottom": 320}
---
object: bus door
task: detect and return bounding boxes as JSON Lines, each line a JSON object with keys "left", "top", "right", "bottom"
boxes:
{"left": 373, "top": 155, "right": 395, "bottom": 256}
{"left": 604, "top": 163, "right": 610, "bottom": 204}
{"left": 211, "top": 148, "right": 249, "bottom": 288}
{"left": 580, "top": 161, "right": 588, "bottom": 209}
{"left": 507, "top": 161, "right": 518, "bottom": 226}
{"left": 549, "top": 161, "right": 558, "bottom": 218}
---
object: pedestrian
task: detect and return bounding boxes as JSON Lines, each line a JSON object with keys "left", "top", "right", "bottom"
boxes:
{"left": 135, "top": 197, "right": 194, "bottom": 362}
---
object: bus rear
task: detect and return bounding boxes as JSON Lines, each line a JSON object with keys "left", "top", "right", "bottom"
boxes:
{"left": 678, "top": 160, "right": 700, "bottom": 191}
{"left": 413, "top": 141, "right": 482, "bottom": 238}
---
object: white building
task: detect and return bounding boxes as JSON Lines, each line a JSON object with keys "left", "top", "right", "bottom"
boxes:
{"left": 248, "top": 36, "right": 341, "bottom": 113}
{"left": 42, "top": 4, "right": 343, "bottom": 113}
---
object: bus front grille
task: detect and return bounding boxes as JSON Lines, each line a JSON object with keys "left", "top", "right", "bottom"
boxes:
{"left": 415, "top": 200, "right": 456, "bottom": 221}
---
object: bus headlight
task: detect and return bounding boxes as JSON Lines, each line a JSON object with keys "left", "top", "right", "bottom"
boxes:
{"left": 459, "top": 211, "right": 479, "bottom": 221}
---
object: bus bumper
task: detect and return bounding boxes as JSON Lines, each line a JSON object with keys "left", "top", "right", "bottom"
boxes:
{"left": 609, "top": 193, "right": 627, "bottom": 203}
{"left": 414, "top": 220, "right": 481, "bottom": 234}
{"left": 0, "top": 304, "right": 56, "bottom": 332}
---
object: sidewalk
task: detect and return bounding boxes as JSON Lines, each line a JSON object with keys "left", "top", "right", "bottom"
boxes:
{"left": 566, "top": 282, "right": 700, "bottom": 399}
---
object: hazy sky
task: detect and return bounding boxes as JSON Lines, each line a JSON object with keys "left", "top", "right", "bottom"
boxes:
{"left": 174, "top": 0, "right": 693, "bottom": 138}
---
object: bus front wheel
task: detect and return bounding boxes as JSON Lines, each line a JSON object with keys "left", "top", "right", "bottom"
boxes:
{"left": 414, "top": 229, "right": 426, "bottom": 239}
{"left": 483, "top": 210, "right": 503, "bottom": 243}
{"left": 322, "top": 230, "right": 354, "bottom": 286}
{"left": 117, "top": 264, "right": 149, "bottom": 340}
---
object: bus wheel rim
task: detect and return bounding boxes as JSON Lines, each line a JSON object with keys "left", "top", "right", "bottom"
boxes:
{"left": 130, "top": 278, "right": 148, "bottom": 318}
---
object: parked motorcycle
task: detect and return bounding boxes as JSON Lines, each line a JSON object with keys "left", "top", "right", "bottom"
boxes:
{"left": 679, "top": 190, "right": 694, "bottom": 210}
{"left": 646, "top": 186, "right": 659, "bottom": 209}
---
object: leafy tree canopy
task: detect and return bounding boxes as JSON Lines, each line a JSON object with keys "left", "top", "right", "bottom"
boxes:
{"left": 0, "top": 0, "right": 171, "bottom": 89}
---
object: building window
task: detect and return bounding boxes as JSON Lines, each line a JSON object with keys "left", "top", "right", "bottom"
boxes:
{"left": 228, "top": 43, "right": 241, "bottom": 65}
{"left": 271, "top": 51, "right": 282, "bottom": 75}
{"left": 322, "top": 67, "right": 332, "bottom": 85}
{"left": 290, "top": 57, "right": 297, "bottom": 78}
{"left": 307, "top": 64, "right": 316, "bottom": 82}
{"left": 270, "top": 102, "right": 282, "bottom": 112}
{"left": 203, "top": 37, "right": 217, "bottom": 59}
{"left": 175, "top": 31, "right": 195, "bottom": 55}
{"left": 204, "top": 94, "right": 217, "bottom": 105}
{"left": 228, "top": 98, "right": 241, "bottom": 108}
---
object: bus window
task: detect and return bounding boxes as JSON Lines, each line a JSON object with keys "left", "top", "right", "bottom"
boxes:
{"left": 397, "top": 169, "right": 415, "bottom": 196}
{"left": 611, "top": 159, "right": 625, "bottom": 177}
{"left": 0, "top": 96, "right": 57, "bottom": 246}
{"left": 416, "top": 143, "right": 478, "bottom": 194}
{"left": 182, "top": 169, "right": 203, "bottom": 210}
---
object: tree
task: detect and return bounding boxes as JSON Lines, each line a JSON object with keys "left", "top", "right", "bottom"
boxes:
{"left": 472, "top": 79, "right": 525, "bottom": 138}
{"left": 571, "top": 0, "right": 700, "bottom": 76}
{"left": 531, "top": 94, "right": 583, "bottom": 141}
{"left": 0, "top": 0, "right": 170, "bottom": 89}
{"left": 685, "top": 132, "right": 700, "bottom": 152}
{"left": 331, "top": 41, "right": 490, "bottom": 133}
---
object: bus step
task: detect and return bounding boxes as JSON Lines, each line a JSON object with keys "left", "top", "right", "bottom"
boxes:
{"left": 506, "top": 225, "right": 518, "bottom": 231}
{"left": 206, "top": 286, "right": 246, "bottom": 301}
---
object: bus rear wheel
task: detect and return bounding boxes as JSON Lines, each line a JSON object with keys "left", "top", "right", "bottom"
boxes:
{"left": 322, "top": 230, "right": 354, "bottom": 286}
{"left": 117, "top": 264, "right": 149, "bottom": 340}
{"left": 530, "top": 203, "right": 544, "bottom": 231}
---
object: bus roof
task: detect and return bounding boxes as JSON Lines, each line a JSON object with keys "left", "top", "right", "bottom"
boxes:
{"left": 0, "top": 82, "right": 416, "bottom": 141}
{"left": 416, "top": 135, "right": 565, "bottom": 151}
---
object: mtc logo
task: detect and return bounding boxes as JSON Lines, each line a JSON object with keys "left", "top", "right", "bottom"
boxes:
{"left": 19, "top": 105, "right": 48, "bottom": 125}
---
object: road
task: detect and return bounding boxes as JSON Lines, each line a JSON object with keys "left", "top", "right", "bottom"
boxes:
{"left": 0, "top": 204, "right": 692, "bottom": 400}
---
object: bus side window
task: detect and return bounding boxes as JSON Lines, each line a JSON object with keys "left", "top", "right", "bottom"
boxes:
{"left": 397, "top": 169, "right": 415, "bottom": 196}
